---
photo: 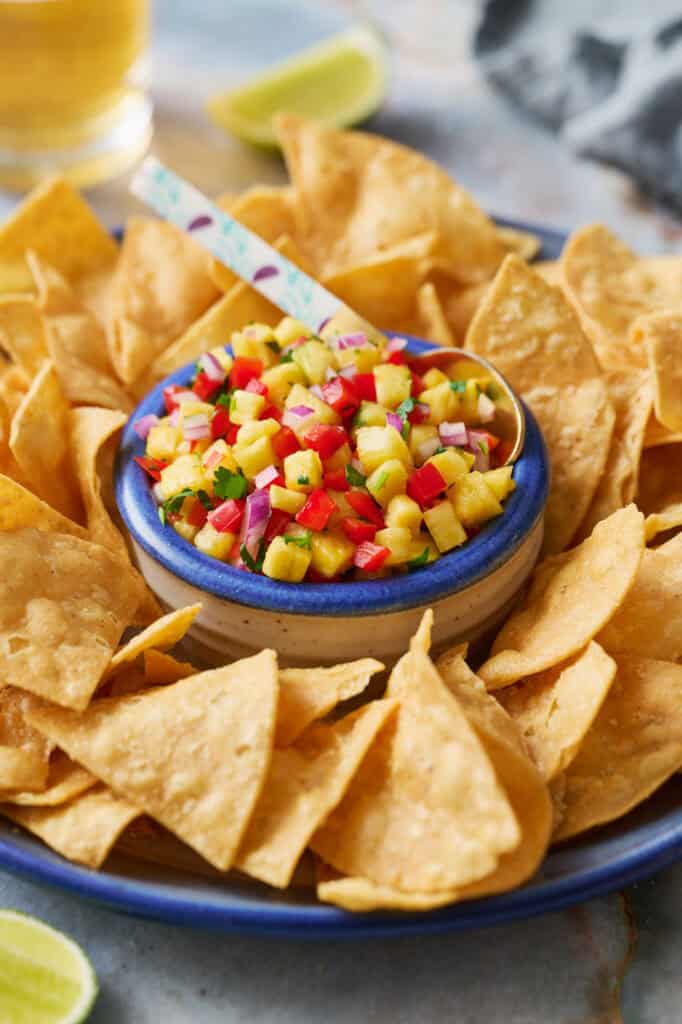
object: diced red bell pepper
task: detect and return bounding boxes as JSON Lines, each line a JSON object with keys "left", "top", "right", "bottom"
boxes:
{"left": 353, "top": 541, "right": 390, "bottom": 572}
{"left": 386, "top": 349, "right": 407, "bottom": 365}
{"left": 320, "top": 376, "right": 360, "bottom": 418}
{"left": 245, "top": 377, "right": 268, "bottom": 397}
{"left": 230, "top": 357, "right": 263, "bottom": 390}
{"left": 260, "top": 403, "right": 282, "bottom": 423}
{"left": 303, "top": 424, "right": 349, "bottom": 460}
{"left": 163, "top": 385, "right": 187, "bottom": 414}
{"left": 345, "top": 490, "right": 385, "bottom": 529}
{"left": 353, "top": 373, "right": 376, "bottom": 402}
{"left": 229, "top": 538, "right": 242, "bottom": 562}
{"left": 210, "top": 407, "right": 232, "bottom": 440}
{"left": 264, "top": 508, "right": 292, "bottom": 543}
{"left": 134, "top": 456, "right": 168, "bottom": 481}
{"left": 323, "top": 467, "right": 350, "bottom": 492}
{"left": 341, "top": 517, "right": 377, "bottom": 544}
{"left": 407, "top": 463, "right": 447, "bottom": 507}
{"left": 295, "top": 489, "right": 337, "bottom": 531}
{"left": 408, "top": 402, "right": 430, "bottom": 425}
{"left": 272, "top": 425, "right": 300, "bottom": 460}
{"left": 193, "top": 370, "right": 221, "bottom": 401}
{"left": 186, "top": 497, "right": 209, "bottom": 528}
{"left": 207, "top": 498, "right": 244, "bottom": 534}
{"left": 409, "top": 370, "right": 425, "bottom": 397}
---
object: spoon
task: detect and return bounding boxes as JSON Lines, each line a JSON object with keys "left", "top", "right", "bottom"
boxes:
{"left": 130, "top": 158, "right": 524, "bottom": 465}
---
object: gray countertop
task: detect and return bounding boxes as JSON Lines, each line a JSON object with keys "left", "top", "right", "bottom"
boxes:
{"left": 2, "top": 2, "right": 682, "bottom": 1021}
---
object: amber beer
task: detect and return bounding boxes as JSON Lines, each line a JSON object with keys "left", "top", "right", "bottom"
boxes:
{"left": 0, "top": 0, "right": 151, "bottom": 188}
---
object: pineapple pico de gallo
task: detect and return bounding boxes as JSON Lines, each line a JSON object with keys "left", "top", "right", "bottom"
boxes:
{"left": 133, "top": 318, "right": 516, "bottom": 582}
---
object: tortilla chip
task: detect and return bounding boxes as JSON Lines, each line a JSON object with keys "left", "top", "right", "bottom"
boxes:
{"left": 236, "top": 699, "right": 398, "bottom": 888}
{"left": 497, "top": 642, "right": 617, "bottom": 781}
{"left": 637, "top": 443, "right": 682, "bottom": 516}
{"left": 643, "top": 416, "right": 682, "bottom": 449}
{"left": 2, "top": 752, "right": 96, "bottom": 807}
{"left": 311, "top": 614, "right": 520, "bottom": 892}
{"left": 276, "top": 114, "right": 506, "bottom": 283}
{"left": 0, "top": 528, "right": 138, "bottom": 709}
{"left": 0, "top": 176, "right": 118, "bottom": 283}
{"left": 143, "top": 650, "right": 195, "bottom": 687}
{"left": 413, "top": 281, "right": 454, "bottom": 346}
{"left": 633, "top": 311, "right": 682, "bottom": 432}
{"left": 276, "top": 658, "right": 384, "bottom": 747}
{"left": 108, "top": 604, "right": 201, "bottom": 673}
{"left": 597, "top": 532, "right": 682, "bottom": 661}
{"left": 317, "top": 870, "right": 458, "bottom": 912}
{"left": 73, "top": 263, "right": 116, "bottom": 332}
{"left": 209, "top": 185, "right": 298, "bottom": 292}
{"left": 9, "top": 360, "right": 82, "bottom": 521}
{"left": 109, "top": 217, "right": 220, "bottom": 385}
{"left": 0, "top": 473, "right": 87, "bottom": 539}
{"left": 645, "top": 504, "right": 682, "bottom": 542}
{"left": 0, "top": 294, "right": 48, "bottom": 375}
{"left": 496, "top": 225, "right": 541, "bottom": 262}
{"left": 576, "top": 369, "right": 652, "bottom": 539}
{"left": 554, "top": 655, "right": 682, "bottom": 841}
{"left": 0, "top": 747, "right": 48, "bottom": 792}
{"left": 479, "top": 505, "right": 645, "bottom": 689}
{"left": 115, "top": 817, "right": 222, "bottom": 879}
{"left": 0, "top": 364, "right": 29, "bottom": 420}
{"left": 2, "top": 784, "right": 139, "bottom": 868}
{"left": 0, "top": 263, "right": 36, "bottom": 296}
{"left": 26, "top": 650, "right": 279, "bottom": 870}
{"left": 439, "top": 280, "right": 490, "bottom": 340}
{"left": 28, "top": 253, "right": 131, "bottom": 412}
{"left": 533, "top": 259, "right": 561, "bottom": 285}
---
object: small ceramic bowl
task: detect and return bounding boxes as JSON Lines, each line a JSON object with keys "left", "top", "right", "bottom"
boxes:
{"left": 116, "top": 336, "right": 549, "bottom": 667}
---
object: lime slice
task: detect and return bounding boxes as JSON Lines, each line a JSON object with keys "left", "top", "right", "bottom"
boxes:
{"left": 0, "top": 910, "right": 98, "bottom": 1024}
{"left": 206, "top": 26, "right": 388, "bottom": 147}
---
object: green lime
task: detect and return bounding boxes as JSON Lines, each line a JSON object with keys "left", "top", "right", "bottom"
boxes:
{"left": 206, "top": 26, "right": 388, "bottom": 147}
{"left": 0, "top": 910, "right": 98, "bottom": 1024}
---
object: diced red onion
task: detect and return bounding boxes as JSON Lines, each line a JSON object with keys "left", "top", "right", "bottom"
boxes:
{"left": 467, "top": 429, "right": 491, "bottom": 472}
{"left": 477, "top": 392, "right": 496, "bottom": 423}
{"left": 309, "top": 385, "right": 324, "bottom": 400}
{"left": 175, "top": 390, "right": 197, "bottom": 405}
{"left": 133, "top": 413, "right": 159, "bottom": 440}
{"left": 169, "top": 408, "right": 180, "bottom": 427}
{"left": 203, "top": 446, "right": 224, "bottom": 472}
{"left": 198, "top": 351, "right": 226, "bottom": 383}
{"left": 240, "top": 488, "right": 271, "bottom": 562}
{"left": 439, "top": 421, "right": 468, "bottom": 447}
{"left": 386, "top": 411, "right": 403, "bottom": 434}
{"left": 385, "top": 336, "right": 408, "bottom": 353}
{"left": 416, "top": 437, "right": 441, "bottom": 462}
{"left": 254, "top": 464, "right": 280, "bottom": 489}
{"left": 337, "top": 332, "right": 368, "bottom": 350}
{"left": 288, "top": 405, "right": 314, "bottom": 418}
{"left": 183, "top": 413, "right": 211, "bottom": 441}
{"left": 338, "top": 364, "right": 358, "bottom": 380}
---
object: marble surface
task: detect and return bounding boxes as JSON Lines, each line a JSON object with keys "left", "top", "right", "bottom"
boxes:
{"left": 2, "top": 1, "right": 682, "bottom": 1021}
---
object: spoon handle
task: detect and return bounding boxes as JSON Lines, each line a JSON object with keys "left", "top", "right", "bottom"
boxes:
{"left": 130, "top": 156, "right": 342, "bottom": 335}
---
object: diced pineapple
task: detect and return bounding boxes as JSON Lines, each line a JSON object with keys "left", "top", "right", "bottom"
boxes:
{"left": 373, "top": 364, "right": 411, "bottom": 408}
{"left": 195, "top": 523, "right": 236, "bottom": 560}
{"left": 230, "top": 389, "right": 265, "bottom": 424}
{"left": 176, "top": 400, "right": 214, "bottom": 423}
{"left": 427, "top": 448, "right": 471, "bottom": 487}
{"left": 233, "top": 436, "right": 275, "bottom": 479}
{"left": 409, "top": 424, "right": 439, "bottom": 462}
{"left": 236, "top": 418, "right": 280, "bottom": 445}
{"left": 354, "top": 401, "right": 386, "bottom": 428}
{"left": 366, "top": 459, "right": 408, "bottom": 507}
{"left": 285, "top": 384, "right": 339, "bottom": 425}
{"left": 310, "top": 532, "right": 355, "bottom": 578}
{"left": 270, "top": 485, "right": 306, "bottom": 515}
{"left": 386, "top": 494, "right": 423, "bottom": 533}
{"left": 374, "top": 526, "right": 413, "bottom": 566}
{"left": 420, "top": 381, "right": 460, "bottom": 425}
{"left": 274, "top": 316, "right": 309, "bottom": 347}
{"left": 284, "top": 449, "right": 323, "bottom": 492}
{"left": 422, "top": 367, "right": 449, "bottom": 389}
{"left": 209, "top": 346, "right": 233, "bottom": 373}
{"left": 262, "top": 535, "right": 312, "bottom": 582}
{"left": 146, "top": 423, "right": 182, "bottom": 462}
{"left": 260, "top": 362, "right": 305, "bottom": 405}
{"left": 407, "top": 536, "right": 439, "bottom": 565}
{"left": 173, "top": 519, "right": 199, "bottom": 543}
{"left": 323, "top": 442, "right": 352, "bottom": 472}
{"left": 232, "top": 324, "right": 279, "bottom": 367}
{"left": 201, "top": 440, "right": 238, "bottom": 477}
{"left": 355, "top": 426, "right": 411, "bottom": 474}
{"left": 158, "top": 454, "right": 209, "bottom": 500}
{"left": 450, "top": 471, "right": 503, "bottom": 528}
{"left": 483, "top": 466, "right": 516, "bottom": 502}
{"left": 461, "top": 378, "right": 481, "bottom": 423}
{"left": 292, "top": 339, "right": 334, "bottom": 385}
{"left": 332, "top": 344, "right": 381, "bottom": 373}
{"left": 424, "top": 501, "right": 467, "bottom": 552}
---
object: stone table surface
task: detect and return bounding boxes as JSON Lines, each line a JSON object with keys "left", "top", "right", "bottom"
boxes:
{"left": 2, "top": 1, "right": 682, "bottom": 1021}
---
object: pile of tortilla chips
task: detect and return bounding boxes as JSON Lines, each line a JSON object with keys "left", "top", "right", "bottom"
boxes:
{"left": 0, "top": 116, "right": 681, "bottom": 914}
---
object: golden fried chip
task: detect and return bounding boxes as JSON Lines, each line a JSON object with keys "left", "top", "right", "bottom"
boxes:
{"left": 2, "top": 752, "right": 96, "bottom": 807}
{"left": 645, "top": 504, "right": 682, "bottom": 542}
{"left": 9, "top": 361, "right": 82, "bottom": 521}
{"left": 115, "top": 817, "right": 222, "bottom": 879}
{"left": 276, "top": 658, "right": 384, "bottom": 747}
{"left": 236, "top": 700, "right": 397, "bottom": 888}
{"left": 209, "top": 185, "right": 298, "bottom": 292}
{"left": 2, "top": 785, "right": 139, "bottom": 868}
{"left": 0, "top": 528, "right": 138, "bottom": 709}
{"left": 276, "top": 114, "right": 506, "bottom": 283}
{"left": 554, "top": 655, "right": 682, "bottom": 841}
{"left": 597, "top": 532, "right": 682, "bottom": 661}
{"left": 28, "top": 253, "right": 132, "bottom": 413}
{"left": 479, "top": 505, "right": 644, "bottom": 689}
{"left": 497, "top": 643, "right": 617, "bottom": 781}
{"left": 413, "top": 281, "right": 454, "bottom": 346}
{"left": 643, "top": 415, "right": 682, "bottom": 449}
{"left": 0, "top": 474, "right": 87, "bottom": 539}
{"left": 317, "top": 870, "right": 457, "bottom": 912}
{"left": 576, "top": 369, "right": 652, "bottom": 539}
{"left": 0, "top": 294, "right": 48, "bottom": 375}
{"left": 0, "top": 177, "right": 118, "bottom": 282}
{"left": 439, "top": 279, "right": 490, "bottom": 340}
{"left": 311, "top": 614, "right": 520, "bottom": 892}
{"left": 0, "top": 747, "right": 48, "bottom": 792}
{"left": 496, "top": 225, "right": 541, "bottom": 262}
{"left": 633, "top": 311, "right": 682, "bottom": 432}
{"left": 637, "top": 444, "right": 682, "bottom": 515}
{"left": 109, "top": 217, "right": 220, "bottom": 385}
{"left": 143, "top": 650, "right": 195, "bottom": 687}
{"left": 108, "top": 604, "right": 201, "bottom": 673}
{"left": 27, "top": 651, "right": 279, "bottom": 870}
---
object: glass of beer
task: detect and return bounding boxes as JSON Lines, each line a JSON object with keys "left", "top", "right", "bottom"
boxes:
{"left": 0, "top": 0, "right": 152, "bottom": 190}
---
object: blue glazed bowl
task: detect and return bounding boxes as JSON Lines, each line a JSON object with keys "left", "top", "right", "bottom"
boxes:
{"left": 116, "top": 336, "right": 549, "bottom": 666}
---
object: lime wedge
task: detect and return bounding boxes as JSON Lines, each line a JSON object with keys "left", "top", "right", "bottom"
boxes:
{"left": 0, "top": 910, "right": 98, "bottom": 1024}
{"left": 206, "top": 26, "right": 388, "bottom": 147}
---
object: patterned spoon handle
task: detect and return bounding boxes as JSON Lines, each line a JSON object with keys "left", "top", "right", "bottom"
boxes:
{"left": 130, "top": 156, "right": 343, "bottom": 335}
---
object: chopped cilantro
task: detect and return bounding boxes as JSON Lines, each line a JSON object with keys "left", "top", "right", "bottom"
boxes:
{"left": 280, "top": 350, "right": 295, "bottom": 363}
{"left": 478, "top": 440, "right": 489, "bottom": 455}
{"left": 162, "top": 487, "right": 194, "bottom": 517}
{"left": 196, "top": 489, "right": 213, "bottom": 510}
{"left": 449, "top": 380, "right": 466, "bottom": 394}
{"left": 435, "top": 446, "right": 447, "bottom": 455}
{"left": 407, "top": 547, "right": 430, "bottom": 570}
{"left": 296, "top": 475, "right": 310, "bottom": 486}
{"left": 215, "top": 391, "right": 233, "bottom": 409}
{"left": 240, "top": 541, "right": 266, "bottom": 572}
{"left": 265, "top": 339, "right": 280, "bottom": 353}
{"left": 395, "top": 397, "right": 415, "bottom": 420}
{"left": 345, "top": 464, "right": 366, "bottom": 487}
{"left": 373, "top": 470, "right": 389, "bottom": 491}
{"left": 284, "top": 530, "right": 312, "bottom": 549}
{"left": 214, "top": 467, "right": 248, "bottom": 500}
